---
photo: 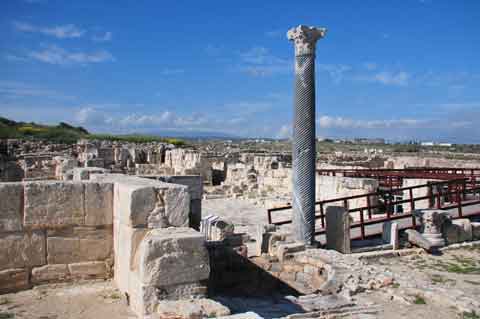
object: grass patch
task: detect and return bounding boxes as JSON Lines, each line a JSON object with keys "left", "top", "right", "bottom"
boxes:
{"left": 413, "top": 295, "right": 426, "bottom": 305}
{"left": 430, "top": 274, "right": 456, "bottom": 285}
{"left": 431, "top": 257, "right": 480, "bottom": 274}
{"left": 0, "top": 313, "right": 15, "bottom": 319}
{"left": 463, "top": 311, "right": 480, "bottom": 319}
{"left": 391, "top": 283, "right": 400, "bottom": 288}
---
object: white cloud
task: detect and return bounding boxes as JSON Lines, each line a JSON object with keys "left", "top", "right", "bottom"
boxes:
{"left": 317, "top": 115, "right": 426, "bottom": 129}
{"left": 238, "top": 46, "right": 290, "bottom": 76}
{"left": 318, "top": 64, "right": 352, "bottom": 84}
{"left": 356, "top": 71, "right": 410, "bottom": 86}
{"left": 28, "top": 45, "right": 115, "bottom": 65}
{"left": 75, "top": 107, "right": 112, "bottom": 126}
{"left": 276, "top": 124, "right": 291, "bottom": 139}
{"left": 14, "top": 21, "right": 85, "bottom": 39}
{"left": 92, "top": 31, "right": 112, "bottom": 42}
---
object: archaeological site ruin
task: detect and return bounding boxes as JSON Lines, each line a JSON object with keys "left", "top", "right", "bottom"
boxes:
{"left": 2, "top": 23, "right": 480, "bottom": 319}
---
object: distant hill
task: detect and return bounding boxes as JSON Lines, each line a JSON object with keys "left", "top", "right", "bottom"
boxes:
{"left": 0, "top": 117, "right": 185, "bottom": 146}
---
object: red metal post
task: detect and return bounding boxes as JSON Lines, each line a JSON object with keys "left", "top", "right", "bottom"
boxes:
{"left": 367, "top": 195, "right": 372, "bottom": 219}
{"left": 359, "top": 208, "right": 365, "bottom": 240}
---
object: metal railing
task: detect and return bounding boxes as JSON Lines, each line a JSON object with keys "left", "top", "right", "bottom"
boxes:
{"left": 267, "top": 178, "right": 480, "bottom": 240}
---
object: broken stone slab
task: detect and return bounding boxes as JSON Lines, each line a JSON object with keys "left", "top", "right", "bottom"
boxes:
{"left": 0, "top": 182, "right": 23, "bottom": 232}
{"left": 444, "top": 218, "right": 473, "bottom": 244}
{"left": 24, "top": 181, "right": 85, "bottom": 228}
{"left": 0, "top": 230, "right": 46, "bottom": 271}
{"left": 72, "top": 167, "right": 109, "bottom": 181}
{"left": 472, "top": 222, "right": 480, "bottom": 240}
{"left": 404, "top": 229, "right": 434, "bottom": 251}
{"left": 0, "top": 268, "right": 30, "bottom": 293}
{"left": 68, "top": 261, "right": 108, "bottom": 279}
{"left": 154, "top": 298, "right": 230, "bottom": 318}
{"left": 137, "top": 227, "right": 210, "bottom": 287}
{"left": 325, "top": 206, "right": 351, "bottom": 254}
{"left": 216, "top": 312, "right": 264, "bottom": 319}
{"left": 84, "top": 182, "right": 114, "bottom": 226}
{"left": 277, "top": 242, "right": 306, "bottom": 262}
{"left": 31, "top": 264, "right": 69, "bottom": 284}
{"left": 115, "top": 181, "right": 190, "bottom": 228}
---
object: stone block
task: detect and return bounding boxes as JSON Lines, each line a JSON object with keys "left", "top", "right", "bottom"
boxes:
{"left": 31, "top": 264, "right": 69, "bottom": 284}
{"left": 159, "top": 175, "right": 203, "bottom": 200}
{"left": 472, "top": 222, "right": 480, "bottom": 240}
{"left": 0, "top": 183, "right": 23, "bottom": 232}
{"left": 84, "top": 182, "right": 114, "bottom": 226}
{"left": 444, "top": 219, "right": 473, "bottom": 244}
{"left": 68, "top": 261, "right": 107, "bottom": 279}
{"left": 47, "top": 227, "right": 113, "bottom": 264}
{"left": 0, "top": 230, "right": 46, "bottom": 271}
{"left": 382, "top": 221, "right": 399, "bottom": 250}
{"left": 24, "top": 181, "right": 84, "bottom": 228}
{"left": 0, "top": 268, "right": 30, "bottom": 293}
{"left": 155, "top": 299, "right": 230, "bottom": 318}
{"left": 405, "top": 229, "right": 433, "bottom": 251}
{"left": 138, "top": 227, "right": 210, "bottom": 287}
{"left": 73, "top": 167, "right": 109, "bottom": 181}
{"left": 115, "top": 183, "right": 189, "bottom": 228}
{"left": 325, "top": 206, "right": 351, "bottom": 253}
{"left": 277, "top": 243, "right": 305, "bottom": 262}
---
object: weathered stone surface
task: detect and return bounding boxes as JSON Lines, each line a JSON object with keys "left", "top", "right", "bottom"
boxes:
{"left": 47, "top": 227, "right": 113, "bottom": 264}
{"left": 31, "top": 264, "right": 69, "bottom": 283}
{"left": 155, "top": 298, "right": 230, "bottom": 319}
{"left": 163, "top": 186, "right": 190, "bottom": 228}
{"left": 472, "top": 222, "right": 480, "bottom": 240}
{"left": 416, "top": 209, "right": 448, "bottom": 247}
{"left": 138, "top": 227, "right": 210, "bottom": 286}
{"left": 277, "top": 243, "right": 305, "bottom": 262}
{"left": 0, "top": 182, "right": 23, "bottom": 232}
{"left": 216, "top": 312, "right": 264, "bottom": 319}
{"left": 72, "top": 167, "right": 108, "bottom": 181}
{"left": 325, "top": 206, "right": 351, "bottom": 253}
{"left": 84, "top": 182, "right": 114, "bottom": 226}
{"left": 68, "top": 261, "right": 107, "bottom": 279}
{"left": 24, "top": 181, "right": 84, "bottom": 227}
{"left": 405, "top": 229, "right": 433, "bottom": 251}
{"left": 444, "top": 219, "right": 473, "bottom": 244}
{"left": 0, "top": 230, "right": 46, "bottom": 270}
{"left": 0, "top": 268, "right": 30, "bottom": 293}
{"left": 158, "top": 175, "right": 203, "bottom": 200}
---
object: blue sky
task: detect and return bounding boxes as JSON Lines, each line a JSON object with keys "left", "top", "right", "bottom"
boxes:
{"left": 1, "top": 0, "right": 480, "bottom": 142}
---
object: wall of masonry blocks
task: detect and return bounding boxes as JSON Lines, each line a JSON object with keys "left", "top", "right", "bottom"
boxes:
{"left": 0, "top": 180, "right": 114, "bottom": 293}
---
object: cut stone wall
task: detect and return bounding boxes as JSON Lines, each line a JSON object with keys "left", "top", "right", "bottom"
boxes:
{"left": 0, "top": 181, "right": 114, "bottom": 293}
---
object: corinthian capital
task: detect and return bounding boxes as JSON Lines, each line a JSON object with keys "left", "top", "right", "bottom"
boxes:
{"left": 287, "top": 25, "right": 327, "bottom": 56}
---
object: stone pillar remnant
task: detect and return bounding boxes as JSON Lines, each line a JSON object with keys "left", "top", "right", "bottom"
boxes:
{"left": 325, "top": 206, "right": 351, "bottom": 253}
{"left": 287, "top": 25, "right": 327, "bottom": 244}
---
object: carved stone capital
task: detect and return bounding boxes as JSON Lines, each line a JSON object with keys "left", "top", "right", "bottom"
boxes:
{"left": 287, "top": 25, "right": 327, "bottom": 56}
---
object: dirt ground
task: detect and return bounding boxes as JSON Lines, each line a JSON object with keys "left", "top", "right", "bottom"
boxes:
{"left": 0, "top": 280, "right": 134, "bottom": 319}
{"left": 1, "top": 246, "right": 479, "bottom": 319}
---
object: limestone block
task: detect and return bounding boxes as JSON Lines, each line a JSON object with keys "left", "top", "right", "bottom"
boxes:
{"left": 0, "top": 230, "right": 46, "bottom": 271}
{"left": 138, "top": 227, "right": 210, "bottom": 287}
{"left": 68, "top": 261, "right": 107, "bottom": 279}
{"left": 24, "top": 181, "right": 84, "bottom": 228}
{"left": 73, "top": 167, "right": 108, "bottom": 181}
{"left": 444, "top": 219, "right": 473, "bottom": 244}
{"left": 84, "top": 182, "right": 114, "bottom": 226}
{"left": 155, "top": 298, "right": 230, "bottom": 318}
{"left": 325, "top": 206, "right": 351, "bottom": 254}
{"left": 0, "top": 268, "right": 30, "bottom": 293}
{"left": 277, "top": 243, "right": 305, "bottom": 262}
{"left": 0, "top": 182, "right": 23, "bottom": 232}
{"left": 472, "top": 222, "right": 480, "bottom": 240}
{"left": 114, "top": 224, "right": 148, "bottom": 293}
{"left": 163, "top": 186, "right": 190, "bottom": 228}
{"left": 405, "top": 229, "right": 433, "bottom": 251}
{"left": 46, "top": 227, "right": 113, "bottom": 264}
{"left": 159, "top": 175, "right": 203, "bottom": 200}
{"left": 31, "top": 264, "right": 69, "bottom": 283}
